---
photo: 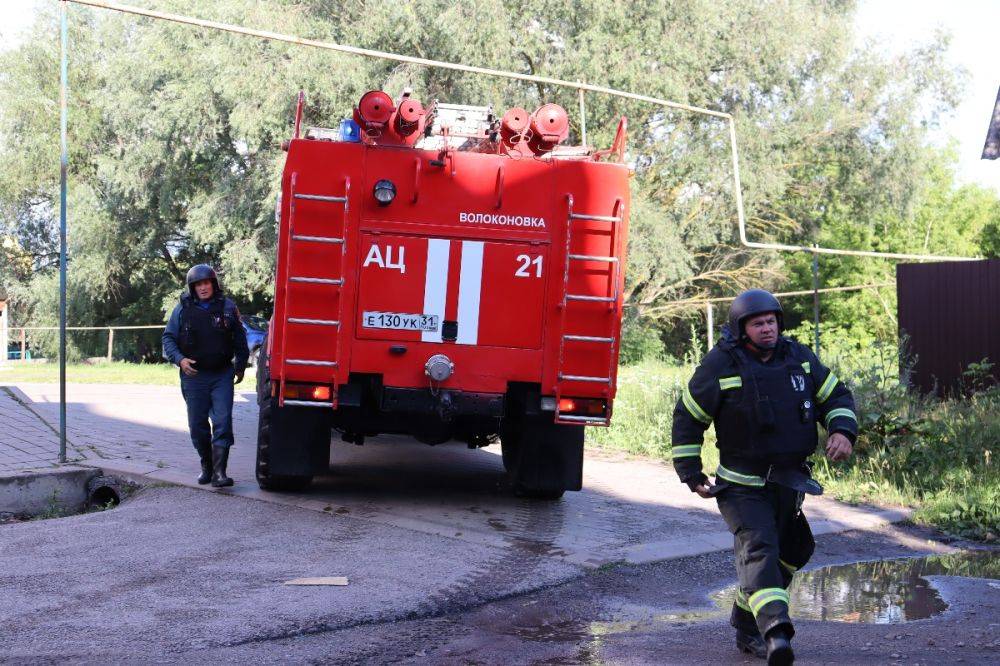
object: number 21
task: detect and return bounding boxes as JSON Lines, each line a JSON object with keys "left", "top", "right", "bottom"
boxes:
{"left": 515, "top": 254, "right": 543, "bottom": 278}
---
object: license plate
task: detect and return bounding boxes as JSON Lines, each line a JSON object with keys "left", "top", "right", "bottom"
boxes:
{"left": 362, "top": 311, "right": 440, "bottom": 332}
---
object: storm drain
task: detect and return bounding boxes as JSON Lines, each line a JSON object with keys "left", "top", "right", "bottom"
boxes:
{"left": 0, "top": 467, "right": 134, "bottom": 522}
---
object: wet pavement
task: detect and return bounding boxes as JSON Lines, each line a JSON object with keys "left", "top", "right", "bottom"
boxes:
{"left": 174, "top": 523, "right": 1000, "bottom": 664}
{"left": 713, "top": 550, "right": 1000, "bottom": 624}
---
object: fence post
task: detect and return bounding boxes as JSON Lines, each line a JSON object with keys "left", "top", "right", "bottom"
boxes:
{"left": 20, "top": 328, "right": 27, "bottom": 362}
{"left": 107, "top": 328, "right": 114, "bottom": 361}
{"left": 705, "top": 301, "right": 714, "bottom": 353}
{"left": 812, "top": 245, "right": 820, "bottom": 359}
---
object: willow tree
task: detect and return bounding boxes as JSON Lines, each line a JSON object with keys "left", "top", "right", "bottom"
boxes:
{"left": 0, "top": 0, "right": 972, "bottom": 357}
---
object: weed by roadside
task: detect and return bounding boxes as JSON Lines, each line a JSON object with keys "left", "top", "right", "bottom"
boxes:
{"left": 813, "top": 346, "right": 998, "bottom": 542}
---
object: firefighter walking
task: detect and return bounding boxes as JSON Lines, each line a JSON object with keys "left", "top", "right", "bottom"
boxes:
{"left": 671, "top": 289, "right": 857, "bottom": 664}
{"left": 162, "top": 265, "right": 249, "bottom": 488}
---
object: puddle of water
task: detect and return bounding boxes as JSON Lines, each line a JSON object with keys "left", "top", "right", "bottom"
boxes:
{"left": 499, "top": 550, "right": 999, "bottom": 655}
{"left": 713, "top": 550, "right": 999, "bottom": 624}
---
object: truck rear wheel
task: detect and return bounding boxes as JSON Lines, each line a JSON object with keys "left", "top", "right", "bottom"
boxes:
{"left": 255, "top": 340, "right": 314, "bottom": 492}
{"left": 501, "top": 414, "right": 584, "bottom": 500}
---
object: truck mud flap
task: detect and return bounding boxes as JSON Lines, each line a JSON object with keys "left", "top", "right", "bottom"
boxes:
{"left": 267, "top": 401, "right": 331, "bottom": 477}
{"left": 517, "top": 420, "right": 584, "bottom": 492}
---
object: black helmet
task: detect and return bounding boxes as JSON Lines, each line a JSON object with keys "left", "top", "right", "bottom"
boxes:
{"left": 727, "top": 289, "right": 783, "bottom": 341}
{"left": 185, "top": 264, "right": 220, "bottom": 297}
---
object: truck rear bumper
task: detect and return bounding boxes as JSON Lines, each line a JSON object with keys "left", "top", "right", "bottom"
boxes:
{"left": 381, "top": 387, "right": 504, "bottom": 418}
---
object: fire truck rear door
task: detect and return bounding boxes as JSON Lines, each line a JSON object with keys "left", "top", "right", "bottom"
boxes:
{"left": 355, "top": 234, "right": 548, "bottom": 349}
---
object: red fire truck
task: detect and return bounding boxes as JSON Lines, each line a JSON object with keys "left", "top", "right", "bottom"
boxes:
{"left": 256, "top": 90, "right": 630, "bottom": 499}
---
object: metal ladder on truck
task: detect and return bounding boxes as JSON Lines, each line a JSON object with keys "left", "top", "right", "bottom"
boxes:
{"left": 276, "top": 172, "right": 351, "bottom": 408}
{"left": 554, "top": 194, "right": 624, "bottom": 426}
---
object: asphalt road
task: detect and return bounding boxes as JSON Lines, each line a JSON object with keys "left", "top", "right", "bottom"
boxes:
{"left": 1, "top": 484, "right": 997, "bottom": 664}
{"left": 190, "top": 525, "right": 1000, "bottom": 665}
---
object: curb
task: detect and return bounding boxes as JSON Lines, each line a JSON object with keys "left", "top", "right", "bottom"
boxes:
{"left": 81, "top": 458, "right": 915, "bottom": 570}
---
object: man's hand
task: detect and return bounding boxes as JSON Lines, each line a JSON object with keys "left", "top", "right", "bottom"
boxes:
{"left": 694, "top": 483, "right": 715, "bottom": 499}
{"left": 234, "top": 370, "right": 245, "bottom": 385}
{"left": 826, "top": 432, "right": 853, "bottom": 462}
{"left": 179, "top": 358, "right": 198, "bottom": 377}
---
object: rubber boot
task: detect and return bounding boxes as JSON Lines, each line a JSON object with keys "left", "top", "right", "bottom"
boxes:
{"left": 211, "top": 445, "right": 234, "bottom": 487}
{"left": 196, "top": 444, "right": 212, "bottom": 485}
{"left": 765, "top": 627, "right": 794, "bottom": 665}
{"left": 736, "top": 628, "right": 767, "bottom": 659}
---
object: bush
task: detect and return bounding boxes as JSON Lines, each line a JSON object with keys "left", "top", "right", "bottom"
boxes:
{"left": 618, "top": 316, "right": 667, "bottom": 365}
{"left": 812, "top": 343, "right": 999, "bottom": 542}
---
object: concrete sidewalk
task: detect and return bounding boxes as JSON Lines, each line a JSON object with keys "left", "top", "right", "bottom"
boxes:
{"left": 0, "top": 382, "right": 910, "bottom": 568}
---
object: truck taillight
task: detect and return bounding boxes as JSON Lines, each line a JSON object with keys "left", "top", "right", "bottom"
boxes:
{"left": 557, "top": 398, "right": 576, "bottom": 412}
{"left": 551, "top": 397, "right": 607, "bottom": 416}
{"left": 282, "top": 383, "right": 332, "bottom": 402}
{"left": 541, "top": 396, "right": 608, "bottom": 416}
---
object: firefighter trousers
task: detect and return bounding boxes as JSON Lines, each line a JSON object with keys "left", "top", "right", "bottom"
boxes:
{"left": 716, "top": 481, "right": 813, "bottom": 638}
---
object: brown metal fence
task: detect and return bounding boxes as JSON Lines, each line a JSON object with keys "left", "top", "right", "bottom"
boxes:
{"left": 897, "top": 259, "right": 1000, "bottom": 395}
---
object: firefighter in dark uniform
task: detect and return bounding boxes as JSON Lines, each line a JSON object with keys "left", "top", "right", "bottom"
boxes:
{"left": 671, "top": 289, "right": 857, "bottom": 664}
{"left": 162, "top": 265, "right": 249, "bottom": 488}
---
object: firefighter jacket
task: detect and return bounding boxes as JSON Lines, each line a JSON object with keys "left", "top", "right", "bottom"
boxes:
{"left": 162, "top": 292, "right": 249, "bottom": 373}
{"left": 671, "top": 327, "right": 857, "bottom": 489}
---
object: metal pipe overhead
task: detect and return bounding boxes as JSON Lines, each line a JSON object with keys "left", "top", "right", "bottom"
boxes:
{"left": 660, "top": 281, "right": 895, "bottom": 307}
{"left": 64, "top": 0, "right": 979, "bottom": 263}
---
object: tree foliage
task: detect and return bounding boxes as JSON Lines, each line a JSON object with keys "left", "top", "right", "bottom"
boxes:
{"left": 0, "top": 0, "right": 995, "bottom": 358}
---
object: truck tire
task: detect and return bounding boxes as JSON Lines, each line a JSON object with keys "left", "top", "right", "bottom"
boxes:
{"left": 255, "top": 339, "right": 313, "bottom": 492}
{"left": 501, "top": 414, "right": 584, "bottom": 500}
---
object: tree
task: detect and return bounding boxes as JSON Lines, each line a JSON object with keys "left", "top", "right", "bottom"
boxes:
{"left": 0, "top": 0, "right": 981, "bottom": 360}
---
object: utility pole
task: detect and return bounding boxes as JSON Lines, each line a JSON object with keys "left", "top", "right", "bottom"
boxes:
{"left": 58, "top": 1, "right": 69, "bottom": 463}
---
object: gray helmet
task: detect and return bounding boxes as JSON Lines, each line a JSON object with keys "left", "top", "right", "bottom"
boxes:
{"left": 727, "top": 289, "right": 783, "bottom": 341}
{"left": 185, "top": 264, "right": 220, "bottom": 297}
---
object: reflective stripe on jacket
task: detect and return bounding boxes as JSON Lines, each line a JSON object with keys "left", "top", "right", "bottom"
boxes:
{"left": 671, "top": 334, "right": 857, "bottom": 486}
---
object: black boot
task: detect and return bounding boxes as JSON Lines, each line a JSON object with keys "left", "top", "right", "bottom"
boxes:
{"left": 211, "top": 445, "right": 234, "bottom": 487}
{"left": 765, "top": 627, "right": 794, "bottom": 665}
{"left": 196, "top": 444, "right": 212, "bottom": 485}
{"left": 736, "top": 628, "right": 767, "bottom": 659}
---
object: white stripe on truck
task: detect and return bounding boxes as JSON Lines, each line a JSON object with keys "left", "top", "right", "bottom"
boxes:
{"left": 421, "top": 238, "right": 450, "bottom": 343}
{"left": 456, "top": 241, "right": 484, "bottom": 345}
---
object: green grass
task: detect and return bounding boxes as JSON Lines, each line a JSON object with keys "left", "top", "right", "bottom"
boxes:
{"left": 593, "top": 359, "right": 998, "bottom": 543}
{"left": 589, "top": 360, "right": 721, "bottom": 473}
{"left": 0, "top": 361, "right": 257, "bottom": 389}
